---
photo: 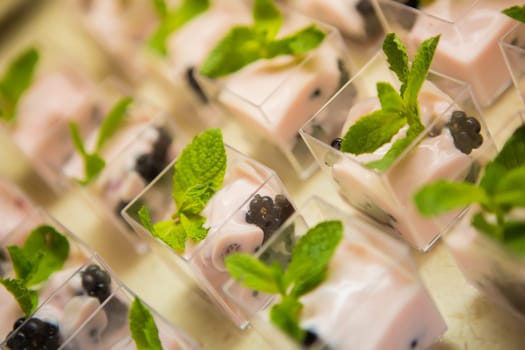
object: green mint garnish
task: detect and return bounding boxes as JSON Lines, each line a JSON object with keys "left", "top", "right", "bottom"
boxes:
{"left": 0, "top": 278, "right": 38, "bottom": 315}
{"left": 225, "top": 220, "right": 343, "bottom": 343}
{"left": 0, "top": 224, "right": 70, "bottom": 315}
{"left": 503, "top": 5, "right": 525, "bottom": 23}
{"left": 0, "top": 48, "right": 39, "bottom": 122}
{"left": 69, "top": 97, "right": 133, "bottom": 185}
{"left": 148, "top": 0, "right": 210, "bottom": 56}
{"left": 129, "top": 297, "right": 163, "bottom": 350}
{"left": 414, "top": 124, "right": 525, "bottom": 257}
{"left": 139, "top": 128, "right": 226, "bottom": 252}
{"left": 341, "top": 33, "right": 440, "bottom": 172}
{"left": 199, "top": 0, "right": 325, "bottom": 78}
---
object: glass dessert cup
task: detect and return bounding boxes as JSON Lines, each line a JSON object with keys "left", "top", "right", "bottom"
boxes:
{"left": 443, "top": 110, "right": 525, "bottom": 321}
{"left": 374, "top": 0, "right": 519, "bottom": 107}
{"left": 223, "top": 196, "right": 446, "bottom": 350}
{"left": 500, "top": 22, "right": 525, "bottom": 106}
{"left": 0, "top": 209, "right": 93, "bottom": 341}
{"left": 0, "top": 254, "right": 200, "bottom": 350}
{"left": 300, "top": 50, "right": 494, "bottom": 251}
{"left": 195, "top": 13, "right": 354, "bottom": 179}
{"left": 122, "top": 145, "right": 296, "bottom": 327}
{"left": 0, "top": 177, "right": 34, "bottom": 242}
{"left": 63, "top": 96, "right": 184, "bottom": 254}
{"left": 72, "top": 0, "right": 248, "bottom": 129}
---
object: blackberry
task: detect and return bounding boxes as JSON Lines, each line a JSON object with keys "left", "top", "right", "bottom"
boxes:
{"left": 446, "top": 110, "right": 483, "bottom": 154}
{"left": 81, "top": 264, "right": 111, "bottom": 303}
{"left": 330, "top": 138, "right": 342, "bottom": 150}
{"left": 6, "top": 317, "right": 61, "bottom": 350}
{"left": 185, "top": 66, "right": 209, "bottom": 103}
{"left": 302, "top": 330, "right": 319, "bottom": 347}
{"left": 245, "top": 194, "right": 295, "bottom": 243}
{"left": 135, "top": 128, "right": 172, "bottom": 182}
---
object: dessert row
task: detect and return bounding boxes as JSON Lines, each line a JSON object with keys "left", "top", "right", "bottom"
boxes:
{"left": 0, "top": 0, "right": 525, "bottom": 349}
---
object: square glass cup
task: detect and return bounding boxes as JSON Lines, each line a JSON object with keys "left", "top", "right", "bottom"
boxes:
{"left": 0, "top": 209, "right": 93, "bottom": 340}
{"left": 122, "top": 144, "right": 296, "bottom": 327}
{"left": 195, "top": 10, "right": 354, "bottom": 179}
{"left": 63, "top": 95, "right": 185, "bottom": 254}
{"left": 71, "top": 0, "right": 246, "bottom": 128}
{"left": 0, "top": 254, "right": 200, "bottom": 350}
{"left": 443, "top": 110, "right": 525, "bottom": 321}
{"left": 300, "top": 50, "right": 495, "bottom": 251}
{"left": 374, "top": 0, "right": 519, "bottom": 107}
{"left": 500, "top": 22, "right": 525, "bottom": 106}
{"left": 223, "top": 196, "right": 446, "bottom": 350}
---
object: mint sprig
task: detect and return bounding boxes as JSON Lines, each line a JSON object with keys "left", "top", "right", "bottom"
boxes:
{"left": 414, "top": 124, "right": 525, "bottom": 258}
{"left": 0, "top": 225, "right": 70, "bottom": 315}
{"left": 129, "top": 297, "right": 163, "bottom": 350}
{"left": 139, "top": 128, "right": 226, "bottom": 252}
{"left": 69, "top": 97, "right": 133, "bottom": 185}
{"left": 225, "top": 220, "right": 343, "bottom": 343}
{"left": 0, "top": 48, "right": 39, "bottom": 122}
{"left": 199, "top": 0, "right": 325, "bottom": 78}
{"left": 503, "top": 5, "right": 525, "bottom": 23}
{"left": 148, "top": 0, "right": 210, "bottom": 56}
{"left": 341, "top": 33, "right": 440, "bottom": 172}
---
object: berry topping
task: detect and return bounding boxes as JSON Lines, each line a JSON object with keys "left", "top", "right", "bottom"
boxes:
{"left": 446, "top": 110, "right": 483, "bottom": 154}
{"left": 330, "top": 138, "right": 342, "bottom": 150}
{"left": 245, "top": 194, "right": 294, "bottom": 244}
{"left": 6, "top": 317, "right": 61, "bottom": 350}
{"left": 81, "top": 264, "right": 111, "bottom": 303}
{"left": 135, "top": 128, "right": 172, "bottom": 182}
{"left": 302, "top": 329, "right": 319, "bottom": 347}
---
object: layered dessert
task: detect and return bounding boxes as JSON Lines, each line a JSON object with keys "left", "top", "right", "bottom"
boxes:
{"left": 300, "top": 34, "right": 490, "bottom": 250}
{"left": 196, "top": 1, "right": 352, "bottom": 177}
{"left": 2, "top": 260, "right": 199, "bottom": 349}
{"left": 413, "top": 118, "right": 525, "bottom": 320}
{"left": 377, "top": 0, "right": 520, "bottom": 106}
{"left": 123, "top": 129, "right": 295, "bottom": 326}
{"left": 0, "top": 212, "right": 91, "bottom": 341}
{"left": 224, "top": 198, "right": 446, "bottom": 349}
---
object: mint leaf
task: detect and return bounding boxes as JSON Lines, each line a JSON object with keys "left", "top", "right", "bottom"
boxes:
{"left": 284, "top": 221, "right": 342, "bottom": 294}
{"left": 172, "top": 129, "right": 226, "bottom": 209}
{"left": 199, "top": 3, "right": 325, "bottom": 78}
{"left": 413, "top": 180, "right": 488, "bottom": 216}
{"left": 199, "top": 26, "right": 262, "bottom": 78}
{"left": 178, "top": 183, "right": 217, "bottom": 215}
{"left": 480, "top": 161, "right": 507, "bottom": 195}
{"left": 138, "top": 206, "right": 186, "bottom": 252}
{"left": 7, "top": 225, "right": 70, "bottom": 287}
{"left": 493, "top": 125, "right": 525, "bottom": 170}
{"left": 493, "top": 167, "right": 525, "bottom": 208}
{"left": 270, "top": 296, "right": 305, "bottom": 343}
{"left": 179, "top": 213, "right": 208, "bottom": 242}
{"left": 149, "top": 0, "right": 210, "bottom": 55}
{"left": 471, "top": 212, "right": 501, "bottom": 239}
{"left": 340, "top": 109, "right": 405, "bottom": 155}
{"left": 69, "top": 98, "right": 131, "bottom": 185}
{"left": 151, "top": 0, "right": 167, "bottom": 17}
{"left": 0, "top": 278, "right": 38, "bottom": 315}
{"left": 253, "top": 0, "right": 282, "bottom": 39}
{"left": 95, "top": 97, "right": 133, "bottom": 151}
{"left": 271, "top": 25, "right": 325, "bottom": 55}
{"left": 382, "top": 33, "right": 409, "bottom": 95}
{"left": 0, "top": 48, "right": 39, "bottom": 122}
{"left": 129, "top": 297, "right": 163, "bottom": 350}
{"left": 225, "top": 254, "right": 283, "bottom": 294}
{"left": 503, "top": 5, "right": 525, "bottom": 23}
{"left": 341, "top": 34, "right": 439, "bottom": 172}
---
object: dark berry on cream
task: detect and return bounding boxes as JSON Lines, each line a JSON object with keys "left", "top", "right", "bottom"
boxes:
{"left": 81, "top": 264, "right": 111, "bottom": 303}
{"left": 446, "top": 110, "right": 483, "bottom": 154}
{"left": 6, "top": 317, "right": 61, "bottom": 350}
{"left": 246, "top": 194, "right": 295, "bottom": 244}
